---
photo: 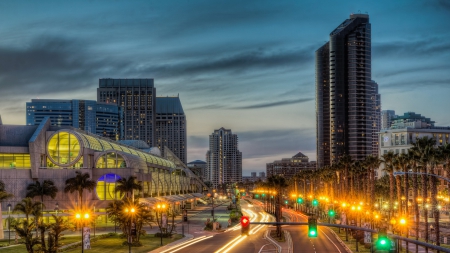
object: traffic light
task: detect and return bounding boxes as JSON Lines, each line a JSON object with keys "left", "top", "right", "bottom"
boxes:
{"left": 297, "top": 197, "right": 304, "bottom": 204}
{"left": 285, "top": 200, "right": 289, "bottom": 204}
{"left": 328, "top": 210, "right": 335, "bottom": 217}
{"left": 312, "top": 199, "right": 319, "bottom": 207}
{"left": 308, "top": 217, "right": 318, "bottom": 238}
{"left": 376, "top": 228, "right": 389, "bottom": 251}
{"left": 240, "top": 216, "right": 250, "bottom": 235}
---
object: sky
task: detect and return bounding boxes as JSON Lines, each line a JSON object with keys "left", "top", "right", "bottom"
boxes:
{"left": 1, "top": 0, "right": 450, "bottom": 176}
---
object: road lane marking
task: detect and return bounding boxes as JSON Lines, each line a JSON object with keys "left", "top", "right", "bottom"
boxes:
{"left": 165, "top": 235, "right": 214, "bottom": 253}
{"left": 214, "top": 235, "right": 244, "bottom": 253}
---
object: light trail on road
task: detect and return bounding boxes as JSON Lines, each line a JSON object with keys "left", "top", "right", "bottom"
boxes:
{"left": 160, "top": 235, "right": 214, "bottom": 253}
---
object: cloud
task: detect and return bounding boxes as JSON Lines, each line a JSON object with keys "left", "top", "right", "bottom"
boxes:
{"left": 373, "top": 38, "right": 450, "bottom": 58}
{"left": 231, "top": 98, "right": 313, "bottom": 109}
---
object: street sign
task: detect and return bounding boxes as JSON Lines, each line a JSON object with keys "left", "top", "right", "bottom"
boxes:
{"left": 363, "top": 223, "right": 371, "bottom": 243}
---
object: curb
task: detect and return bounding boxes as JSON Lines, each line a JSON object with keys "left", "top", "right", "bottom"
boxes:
{"left": 265, "top": 229, "right": 282, "bottom": 253}
{"left": 285, "top": 230, "right": 292, "bottom": 253}
{"left": 326, "top": 227, "right": 352, "bottom": 253}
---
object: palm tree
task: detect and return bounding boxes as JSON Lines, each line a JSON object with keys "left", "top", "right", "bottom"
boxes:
{"left": 340, "top": 154, "right": 354, "bottom": 201}
{"left": 382, "top": 151, "right": 396, "bottom": 217}
{"left": 64, "top": 171, "right": 96, "bottom": 209}
{"left": 26, "top": 180, "right": 58, "bottom": 205}
{"left": 13, "top": 219, "right": 40, "bottom": 253}
{"left": 115, "top": 176, "right": 143, "bottom": 201}
{"left": 267, "top": 175, "right": 288, "bottom": 238}
{"left": 365, "top": 155, "right": 381, "bottom": 210}
{"left": 13, "top": 197, "right": 42, "bottom": 222}
{"left": 0, "top": 180, "right": 13, "bottom": 239}
{"left": 407, "top": 148, "right": 421, "bottom": 248}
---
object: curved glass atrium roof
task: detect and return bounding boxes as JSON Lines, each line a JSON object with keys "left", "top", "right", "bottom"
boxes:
{"left": 53, "top": 130, "right": 176, "bottom": 169}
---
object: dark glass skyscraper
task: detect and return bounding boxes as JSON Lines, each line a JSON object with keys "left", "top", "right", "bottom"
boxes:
{"left": 97, "top": 78, "right": 156, "bottom": 146}
{"left": 316, "top": 14, "right": 381, "bottom": 167}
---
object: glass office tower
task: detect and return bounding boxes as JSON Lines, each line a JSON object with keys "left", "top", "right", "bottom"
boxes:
{"left": 26, "top": 99, "right": 121, "bottom": 140}
{"left": 97, "top": 78, "right": 156, "bottom": 146}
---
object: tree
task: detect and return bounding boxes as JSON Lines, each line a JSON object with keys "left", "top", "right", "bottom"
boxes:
{"left": 13, "top": 220, "right": 40, "bottom": 253}
{"left": 382, "top": 151, "right": 396, "bottom": 217}
{"left": 64, "top": 171, "right": 96, "bottom": 209}
{"left": 13, "top": 197, "right": 42, "bottom": 222}
{"left": 267, "top": 175, "right": 288, "bottom": 238}
{"left": 115, "top": 176, "right": 142, "bottom": 201}
{"left": 26, "top": 180, "right": 58, "bottom": 205}
{"left": 0, "top": 180, "right": 13, "bottom": 239}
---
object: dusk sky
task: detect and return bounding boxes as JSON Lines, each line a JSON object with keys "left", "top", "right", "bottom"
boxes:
{"left": 1, "top": 0, "right": 449, "bottom": 175}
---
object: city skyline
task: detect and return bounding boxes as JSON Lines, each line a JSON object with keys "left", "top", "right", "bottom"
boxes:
{"left": 1, "top": 1, "right": 450, "bottom": 175}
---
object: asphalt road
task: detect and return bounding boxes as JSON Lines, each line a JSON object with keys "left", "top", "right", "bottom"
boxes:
{"left": 160, "top": 200, "right": 275, "bottom": 253}
{"left": 283, "top": 208, "right": 349, "bottom": 253}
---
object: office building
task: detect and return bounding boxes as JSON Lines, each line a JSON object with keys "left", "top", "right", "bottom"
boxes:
{"left": 155, "top": 96, "right": 187, "bottom": 164}
{"left": 381, "top": 110, "right": 396, "bottom": 129}
{"left": 206, "top": 127, "right": 242, "bottom": 188}
{"left": 390, "top": 112, "right": 435, "bottom": 129}
{"left": 316, "top": 14, "right": 381, "bottom": 167}
{"left": 26, "top": 99, "right": 121, "bottom": 140}
{"left": 266, "top": 152, "right": 316, "bottom": 178}
{"left": 97, "top": 78, "right": 156, "bottom": 146}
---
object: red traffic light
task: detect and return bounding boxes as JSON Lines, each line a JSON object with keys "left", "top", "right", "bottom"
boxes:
{"left": 240, "top": 216, "right": 250, "bottom": 228}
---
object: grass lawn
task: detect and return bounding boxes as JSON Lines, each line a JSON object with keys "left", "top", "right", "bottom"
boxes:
{"left": 63, "top": 234, "right": 184, "bottom": 253}
{"left": 0, "top": 234, "right": 183, "bottom": 253}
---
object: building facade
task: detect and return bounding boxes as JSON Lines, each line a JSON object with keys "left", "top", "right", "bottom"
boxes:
{"left": 371, "top": 81, "right": 381, "bottom": 156}
{"left": 26, "top": 99, "right": 121, "bottom": 140}
{"left": 316, "top": 14, "right": 381, "bottom": 167}
{"left": 266, "top": 152, "right": 316, "bottom": 178}
{"left": 206, "top": 128, "right": 242, "bottom": 188}
{"left": 155, "top": 97, "right": 187, "bottom": 164}
{"left": 0, "top": 116, "right": 205, "bottom": 212}
{"left": 97, "top": 78, "right": 156, "bottom": 146}
{"left": 381, "top": 110, "right": 396, "bottom": 129}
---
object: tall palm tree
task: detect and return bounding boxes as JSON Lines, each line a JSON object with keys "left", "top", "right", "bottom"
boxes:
{"left": 267, "top": 175, "right": 288, "bottom": 238}
{"left": 340, "top": 154, "right": 354, "bottom": 201}
{"left": 115, "top": 176, "right": 143, "bottom": 201}
{"left": 0, "top": 180, "right": 13, "bottom": 239}
{"left": 26, "top": 180, "right": 58, "bottom": 204}
{"left": 407, "top": 148, "right": 421, "bottom": 248}
{"left": 382, "top": 151, "right": 396, "bottom": 217}
{"left": 64, "top": 171, "right": 96, "bottom": 209}
{"left": 365, "top": 155, "right": 381, "bottom": 210}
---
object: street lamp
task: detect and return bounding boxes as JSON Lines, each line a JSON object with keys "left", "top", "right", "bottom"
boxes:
{"left": 7, "top": 203, "right": 11, "bottom": 245}
{"left": 124, "top": 206, "right": 136, "bottom": 253}
{"left": 75, "top": 212, "right": 90, "bottom": 253}
{"left": 156, "top": 203, "right": 167, "bottom": 246}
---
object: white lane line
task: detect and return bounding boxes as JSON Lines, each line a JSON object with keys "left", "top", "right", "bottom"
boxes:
{"left": 320, "top": 227, "right": 343, "bottom": 253}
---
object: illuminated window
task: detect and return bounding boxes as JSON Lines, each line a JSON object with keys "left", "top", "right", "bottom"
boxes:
{"left": 47, "top": 132, "right": 82, "bottom": 166}
{"left": 96, "top": 173, "right": 124, "bottom": 200}
{"left": 96, "top": 152, "right": 126, "bottom": 168}
{"left": 0, "top": 154, "right": 31, "bottom": 169}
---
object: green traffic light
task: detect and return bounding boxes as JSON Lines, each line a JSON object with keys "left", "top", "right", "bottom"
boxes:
{"left": 328, "top": 210, "right": 335, "bottom": 216}
{"left": 312, "top": 199, "right": 318, "bottom": 206}
{"left": 309, "top": 230, "right": 316, "bottom": 236}
{"left": 297, "top": 198, "right": 303, "bottom": 204}
{"left": 379, "top": 239, "right": 386, "bottom": 245}
{"left": 285, "top": 200, "right": 288, "bottom": 204}
{"left": 308, "top": 217, "right": 318, "bottom": 238}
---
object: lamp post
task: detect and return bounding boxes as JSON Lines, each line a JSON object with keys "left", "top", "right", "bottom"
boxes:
{"left": 93, "top": 205, "right": 96, "bottom": 238}
{"left": 156, "top": 203, "right": 167, "bottom": 246}
{"left": 7, "top": 203, "right": 11, "bottom": 245}
{"left": 124, "top": 206, "right": 136, "bottom": 253}
{"left": 75, "top": 212, "right": 90, "bottom": 253}
{"left": 54, "top": 203, "right": 59, "bottom": 217}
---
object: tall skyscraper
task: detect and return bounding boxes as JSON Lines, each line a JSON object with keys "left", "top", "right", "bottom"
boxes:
{"left": 381, "top": 110, "right": 396, "bottom": 129}
{"left": 26, "top": 99, "right": 121, "bottom": 139}
{"left": 97, "top": 78, "right": 156, "bottom": 146}
{"left": 316, "top": 14, "right": 381, "bottom": 167}
{"left": 155, "top": 96, "right": 187, "bottom": 164}
{"left": 371, "top": 81, "right": 381, "bottom": 156}
{"left": 206, "top": 127, "right": 242, "bottom": 188}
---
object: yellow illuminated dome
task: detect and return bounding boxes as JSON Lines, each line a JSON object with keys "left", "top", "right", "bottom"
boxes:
{"left": 47, "top": 131, "right": 82, "bottom": 166}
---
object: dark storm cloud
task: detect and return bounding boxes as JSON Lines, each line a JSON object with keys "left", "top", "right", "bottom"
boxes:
{"left": 238, "top": 128, "right": 315, "bottom": 159}
{"left": 231, "top": 98, "right": 313, "bottom": 109}
{"left": 433, "top": 0, "right": 450, "bottom": 11}
{"left": 373, "top": 38, "right": 450, "bottom": 58}
{"left": 188, "top": 104, "right": 226, "bottom": 110}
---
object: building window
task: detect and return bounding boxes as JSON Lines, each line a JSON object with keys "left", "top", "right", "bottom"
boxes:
{"left": 96, "top": 173, "right": 124, "bottom": 200}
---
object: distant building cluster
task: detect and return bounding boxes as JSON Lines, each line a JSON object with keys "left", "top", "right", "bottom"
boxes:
{"left": 26, "top": 78, "right": 187, "bottom": 164}
{"left": 242, "top": 172, "right": 266, "bottom": 182}
{"left": 266, "top": 152, "right": 316, "bottom": 178}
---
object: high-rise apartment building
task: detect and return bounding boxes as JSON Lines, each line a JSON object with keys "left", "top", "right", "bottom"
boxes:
{"left": 266, "top": 152, "right": 316, "bottom": 178}
{"left": 26, "top": 99, "right": 121, "bottom": 139}
{"left": 371, "top": 81, "right": 381, "bottom": 156}
{"left": 97, "top": 78, "right": 156, "bottom": 146}
{"left": 316, "top": 14, "right": 381, "bottom": 167}
{"left": 381, "top": 110, "right": 396, "bottom": 129}
{"left": 155, "top": 96, "right": 186, "bottom": 164}
{"left": 206, "top": 128, "right": 242, "bottom": 188}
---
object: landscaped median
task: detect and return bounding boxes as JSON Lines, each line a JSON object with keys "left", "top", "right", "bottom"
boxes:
{"left": 0, "top": 233, "right": 184, "bottom": 253}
